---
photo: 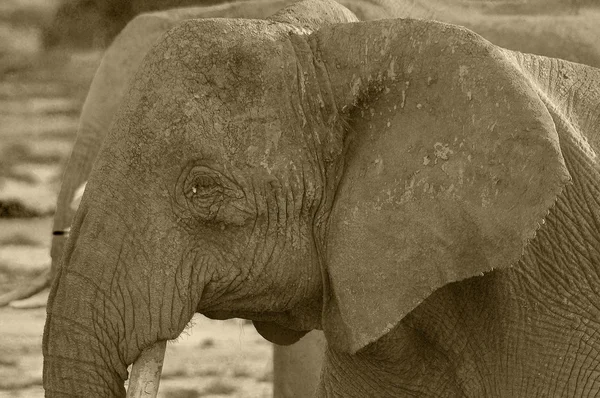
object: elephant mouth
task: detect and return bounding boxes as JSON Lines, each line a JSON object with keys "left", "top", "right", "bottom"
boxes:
{"left": 201, "top": 310, "right": 240, "bottom": 320}
{"left": 204, "top": 309, "right": 316, "bottom": 329}
{"left": 203, "top": 309, "right": 285, "bottom": 321}
{"left": 203, "top": 310, "right": 311, "bottom": 345}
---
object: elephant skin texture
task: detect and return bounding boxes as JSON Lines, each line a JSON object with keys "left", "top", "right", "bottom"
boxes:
{"left": 42, "top": 0, "right": 600, "bottom": 397}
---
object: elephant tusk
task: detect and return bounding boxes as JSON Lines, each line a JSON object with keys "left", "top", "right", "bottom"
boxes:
{"left": 70, "top": 181, "right": 87, "bottom": 211}
{"left": 126, "top": 341, "right": 167, "bottom": 398}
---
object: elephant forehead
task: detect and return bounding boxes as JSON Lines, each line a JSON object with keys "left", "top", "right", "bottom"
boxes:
{"left": 113, "top": 18, "right": 306, "bottom": 172}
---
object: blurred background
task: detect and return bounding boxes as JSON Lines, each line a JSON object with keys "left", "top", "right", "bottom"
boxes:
{"left": 0, "top": 0, "right": 598, "bottom": 397}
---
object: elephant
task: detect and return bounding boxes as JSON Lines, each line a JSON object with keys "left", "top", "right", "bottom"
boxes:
{"left": 42, "top": 0, "right": 600, "bottom": 396}
{"left": 28, "top": 0, "right": 406, "bottom": 396}
{"left": 6, "top": 0, "right": 599, "bottom": 311}
{"left": 5, "top": 0, "right": 452, "bottom": 311}
{"left": 6, "top": 0, "right": 600, "bottom": 312}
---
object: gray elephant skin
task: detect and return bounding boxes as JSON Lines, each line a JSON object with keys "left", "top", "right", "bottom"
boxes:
{"left": 37, "top": 1, "right": 413, "bottom": 396}
{"left": 42, "top": 0, "right": 600, "bottom": 396}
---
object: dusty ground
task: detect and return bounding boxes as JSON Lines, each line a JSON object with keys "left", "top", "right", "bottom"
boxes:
{"left": 0, "top": 0, "right": 598, "bottom": 397}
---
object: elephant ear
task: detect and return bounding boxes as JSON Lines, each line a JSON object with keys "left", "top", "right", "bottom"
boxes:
{"left": 312, "top": 19, "right": 571, "bottom": 353}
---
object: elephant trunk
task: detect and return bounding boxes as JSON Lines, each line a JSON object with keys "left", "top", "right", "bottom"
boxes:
{"left": 43, "top": 271, "right": 129, "bottom": 396}
{"left": 43, "top": 174, "right": 199, "bottom": 396}
{"left": 43, "top": 206, "right": 130, "bottom": 396}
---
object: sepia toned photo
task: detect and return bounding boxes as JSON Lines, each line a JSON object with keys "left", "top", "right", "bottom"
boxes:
{"left": 1, "top": 0, "right": 599, "bottom": 396}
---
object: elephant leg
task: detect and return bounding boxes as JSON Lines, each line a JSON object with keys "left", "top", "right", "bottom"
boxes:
{"left": 273, "top": 331, "right": 326, "bottom": 398}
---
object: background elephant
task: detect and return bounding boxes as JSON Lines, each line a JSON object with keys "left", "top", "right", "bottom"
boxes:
{"left": 42, "top": 0, "right": 600, "bottom": 397}
{"left": 43, "top": 0, "right": 600, "bottom": 68}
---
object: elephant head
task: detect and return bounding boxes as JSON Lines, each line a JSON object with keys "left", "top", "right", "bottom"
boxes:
{"left": 44, "top": 0, "right": 600, "bottom": 395}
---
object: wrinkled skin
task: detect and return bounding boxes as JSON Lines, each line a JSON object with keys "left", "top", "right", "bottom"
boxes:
{"left": 41, "top": 1, "right": 360, "bottom": 396}
{"left": 12, "top": 2, "right": 599, "bottom": 305}
{"left": 41, "top": 2, "right": 349, "bottom": 397}
{"left": 42, "top": 0, "right": 600, "bottom": 397}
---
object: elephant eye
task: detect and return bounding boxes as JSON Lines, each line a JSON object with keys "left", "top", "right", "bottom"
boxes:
{"left": 179, "top": 165, "right": 242, "bottom": 221}
{"left": 185, "top": 173, "right": 223, "bottom": 216}
{"left": 186, "top": 175, "right": 221, "bottom": 198}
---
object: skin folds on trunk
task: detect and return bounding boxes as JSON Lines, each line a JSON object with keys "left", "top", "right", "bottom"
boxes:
{"left": 44, "top": 204, "right": 130, "bottom": 397}
{"left": 44, "top": 195, "right": 200, "bottom": 396}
